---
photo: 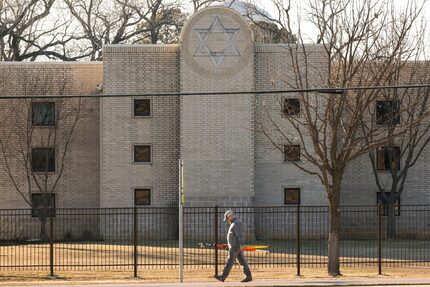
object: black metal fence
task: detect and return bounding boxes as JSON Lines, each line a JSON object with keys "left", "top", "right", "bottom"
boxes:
{"left": 1, "top": 205, "right": 430, "bottom": 277}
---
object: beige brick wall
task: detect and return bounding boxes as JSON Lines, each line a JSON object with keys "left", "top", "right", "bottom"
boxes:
{"left": 254, "top": 44, "right": 329, "bottom": 206}
{"left": 0, "top": 62, "right": 102, "bottom": 210}
{"left": 101, "top": 45, "right": 180, "bottom": 208}
{"left": 342, "top": 126, "right": 430, "bottom": 206}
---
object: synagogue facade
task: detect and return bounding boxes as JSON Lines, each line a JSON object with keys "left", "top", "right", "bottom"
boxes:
{"left": 0, "top": 6, "right": 429, "bottom": 218}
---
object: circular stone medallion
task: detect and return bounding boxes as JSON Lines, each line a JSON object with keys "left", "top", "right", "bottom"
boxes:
{"left": 180, "top": 7, "right": 254, "bottom": 79}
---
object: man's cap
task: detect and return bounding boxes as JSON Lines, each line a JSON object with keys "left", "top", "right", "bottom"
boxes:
{"left": 223, "top": 210, "right": 234, "bottom": 222}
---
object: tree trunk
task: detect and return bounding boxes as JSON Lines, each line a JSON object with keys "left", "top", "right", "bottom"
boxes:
{"left": 386, "top": 204, "right": 396, "bottom": 238}
{"left": 328, "top": 182, "right": 342, "bottom": 276}
{"left": 328, "top": 204, "right": 341, "bottom": 276}
{"left": 39, "top": 215, "right": 48, "bottom": 242}
{"left": 37, "top": 197, "right": 52, "bottom": 241}
{"left": 151, "top": 29, "right": 158, "bottom": 44}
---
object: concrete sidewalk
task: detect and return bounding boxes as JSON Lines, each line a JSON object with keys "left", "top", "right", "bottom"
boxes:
{"left": 3, "top": 278, "right": 430, "bottom": 287}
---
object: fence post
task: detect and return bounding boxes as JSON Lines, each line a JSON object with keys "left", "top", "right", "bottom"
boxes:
{"left": 178, "top": 159, "right": 184, "bottom": 283}
{"left": 133, "top": 206, "right": 138, "bottom": 278}
{"left": 377, "top": 204, "right": 382, "bottom": 275}
{"left": 214, "top": 205, "right": 219, "bottom": 276}
{"left": 296, "top": 204, "right": 301, "bottom": 276}
{"left": 49, "top": 211, "right": 54, "bottom": 278}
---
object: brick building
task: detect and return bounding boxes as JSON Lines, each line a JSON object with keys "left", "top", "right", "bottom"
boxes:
{"left": 0, "top": 6, "right": 429, "bottom": 223}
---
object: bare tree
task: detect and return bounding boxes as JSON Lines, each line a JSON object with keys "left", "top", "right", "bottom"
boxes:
{"left": 0, "top": 0, "right": 189, "bottom": 61}
{"left": 0, "top": 69, "right": 84, "bottom": 240}
{"left": 189, "top": 0, "right": 222, "bottom": 12}
{"left": 0, "top": 0, "right": 82, "bottom": 61}
{"left": 242, "top": 0, "right": 297, "bottom": 43}
{"left": 366, "top": 62, "right": 430, "bottom": 238}
{"left": 258, "top": 0, "right": 429, "bottom": 276}
{"left": 63, "top": 0, "right": 186, "bottom": 60}
{"left": 137, "top": 1, "right": 187, "bottom": 44}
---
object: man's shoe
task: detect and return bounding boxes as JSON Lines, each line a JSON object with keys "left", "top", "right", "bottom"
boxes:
{"left": 241, "top": 277, "right": 253, "bottom": 282}
{"left": 213, "top": 275, "right": 225, "bottom": 282}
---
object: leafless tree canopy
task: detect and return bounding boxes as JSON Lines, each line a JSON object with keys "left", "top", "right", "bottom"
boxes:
{"left": 0, "top": 0, "right": 311, "bottom": 60}
{"left": 0, "top": 0, "right": 66, "bottom": 61}
{"left": 0, "top": 0, "right": 191, "bottom": 61}
{"left": 241, "top": 0, "right": 297, "bottom": 43}
{"left": 258, "top": 0, "right": 429, "bottom": 276}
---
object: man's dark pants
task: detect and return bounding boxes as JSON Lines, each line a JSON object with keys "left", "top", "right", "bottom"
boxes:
{"left": 220, "top": 247, "right": 252, "bottom": 280}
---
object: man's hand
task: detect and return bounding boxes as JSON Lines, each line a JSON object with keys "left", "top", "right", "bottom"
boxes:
{"left": 240, "top": 246, "right": 244, "bottom": 252}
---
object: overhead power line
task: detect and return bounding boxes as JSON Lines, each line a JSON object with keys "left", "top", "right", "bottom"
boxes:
{"left": 0, "top": 83, "right": 429, "bottom": 100}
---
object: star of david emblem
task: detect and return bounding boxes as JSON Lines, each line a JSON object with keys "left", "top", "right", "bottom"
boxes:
{"left": 194, "top": 16, "right": 241, "bottom": 68}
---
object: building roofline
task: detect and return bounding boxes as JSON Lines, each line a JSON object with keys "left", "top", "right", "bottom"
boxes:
{"left": 0, "top": 61, "right": 102, "bottom": 67}
{"left": 255, "top": 43, "right": 325, "bottom": 53}
{"left": 103, "top": 44, "right": 179, "bottom": 53}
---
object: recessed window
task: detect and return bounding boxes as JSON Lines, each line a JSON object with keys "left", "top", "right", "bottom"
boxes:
{"left": 134, "top": 99, "right": 151, "bottom": 117}
{"left": 134, "top": 145, "right": 151, "bottom": 163}
{"left": 284, "top": 188, "right": 300, "bottom": 205}
{"left": 32, "top": 102, "right": 56, "bottom": 126}
{"left": 376, "top": 146, "right": 400, "bottom": 171}
{"left": 135, "top": 189, "right": 151, "bottom": 205}
{"left": 376, "top": 101, "right": 400, "bottom": 125}
{"left": 283, "top": 98, "right": 300, "bottom": 116}
{"left": 377, "top": 192, "right": 400, "bottom": 216}
{"left": 31, "top": 193, "right": 56, "bottom": 217}
{"left": 32, "top": 148, "right": 56, "bottom": 172}
{"left": 284, "top": 145, "right": 300, "bottom": 162}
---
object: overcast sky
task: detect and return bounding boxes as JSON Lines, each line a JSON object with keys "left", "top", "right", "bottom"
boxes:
{"left": 230, "top": 0, "right": 430, "bottom": 45}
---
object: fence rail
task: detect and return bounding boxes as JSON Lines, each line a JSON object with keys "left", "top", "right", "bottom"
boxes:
{"left": 1, "top": 205, "right": 430, "bottom": 278}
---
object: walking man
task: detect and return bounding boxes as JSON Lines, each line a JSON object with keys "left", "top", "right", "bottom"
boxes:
{"left": 214, "top": 210, "right": 252, "bottom": 282}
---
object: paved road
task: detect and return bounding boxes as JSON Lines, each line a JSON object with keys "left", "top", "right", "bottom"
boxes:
{"left": 3, "top": 278, "right": 430, "bottom": 287}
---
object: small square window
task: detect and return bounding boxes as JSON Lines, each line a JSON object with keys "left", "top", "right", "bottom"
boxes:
{"left": 32, "top": 148, "right": 55, "bottom": 172}
{"left": 134, "top": 99, "right": 151, "bottom": 117}
{"left": 284, "top": 188, "right": 300, "bottom": 205}
{"left": 376, "top": 101, "right": 400, "bottom": 125}
{"left": 284, "top": 145, "right": 300, "bottom": 162}
{"left": 134, "top": 145, "right": 151, "bottom": 163}
{"left": 31, "top": 193, "right": 56, "bottom": 217}
{"left": 135, "top": 189, "right": 151, "bottom": 205}
{"left": 377, "top": 192, "right": 400, "bottom": 216}
{"left": 32, "top": 102, "right": 56, "bottom": 126}
{"left": 376, "top": 146, "right": 400, "bottom": 171}
{"left": 283, "top": 98, "right": 300, "bottom": 116}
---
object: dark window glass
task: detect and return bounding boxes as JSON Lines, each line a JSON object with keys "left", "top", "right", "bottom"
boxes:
{"left": 376, "top": 146, "right": 400, "bottom": 171}
{"left": 32, "top": 148, "right": 55, "bottom": 172}
{"left": 32, "top": 102, "right": 56, "bottom": 126}
{"left": 284, "top": 188, "right": 301, "bottom": 205}
{"left": 284, "top": 145, "right": 300, "bottom": 162}
{"left": 377, "top": 192, "right": 400, "bottom": 216}
{"left": 134, "top": 99, "right": 151, "bottom": 117}
{"left": 135, "top": 189, "right": 151, "bottom": 205}
{"left": 283, "top": 98, "right": 300, "bottom": 116}
{"left": 31, "top": 193, "right": 56, "bottom": 217}
{"left": 134, "top": 145, "right": 151, "bottom": 163}
{"left": 376, "top": 101, "right": 400, "bottom": 125}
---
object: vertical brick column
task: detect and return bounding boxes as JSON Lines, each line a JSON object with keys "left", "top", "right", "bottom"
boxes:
{"left": 179, "top": 7, "right": 255, "bottom": 208}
